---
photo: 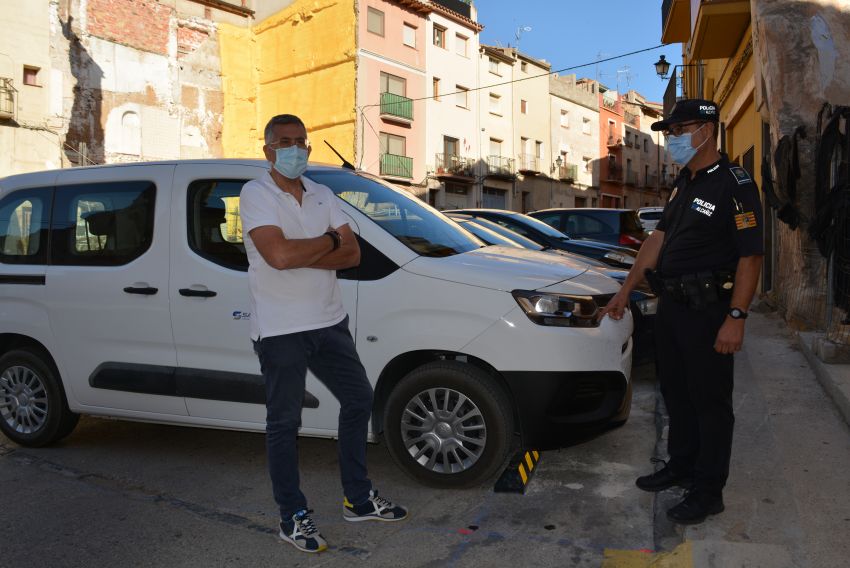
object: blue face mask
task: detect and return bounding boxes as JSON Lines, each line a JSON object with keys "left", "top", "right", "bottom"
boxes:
{"left": 273, "top": 146, "right": 309, "bottom": 179}
{"left": 666, "top": 124, "right": 708, "bottom": 165}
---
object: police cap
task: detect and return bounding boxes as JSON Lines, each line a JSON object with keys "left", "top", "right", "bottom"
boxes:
{"left": 651, "top": 99, "right": 719, "bottom": 132}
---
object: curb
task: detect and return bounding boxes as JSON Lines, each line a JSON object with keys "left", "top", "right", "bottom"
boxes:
{"left": 794, "top": 332, "right": 850, "bottom": 428}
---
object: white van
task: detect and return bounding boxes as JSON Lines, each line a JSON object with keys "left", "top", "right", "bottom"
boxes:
{"left": 0, "top": 160, "right": 633, "bottom": 487}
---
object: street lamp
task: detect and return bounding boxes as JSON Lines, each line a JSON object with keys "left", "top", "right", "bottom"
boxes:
{"left": 551, "top": 154, "right": 563, "bottom": 174}
{"left": 654, "top": 55, "right": 671, "bottom": 80}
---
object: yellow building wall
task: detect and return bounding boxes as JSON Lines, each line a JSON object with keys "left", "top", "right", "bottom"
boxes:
{"left": 219, "top": 0, "right": 357, "bottom": 164}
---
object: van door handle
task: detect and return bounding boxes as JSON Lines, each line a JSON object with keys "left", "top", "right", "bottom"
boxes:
{"left": 124, "top": 286, "right": 158, "bottom": 295}
{"left": 179, "top": 288, "right": 217, "bottom": 298}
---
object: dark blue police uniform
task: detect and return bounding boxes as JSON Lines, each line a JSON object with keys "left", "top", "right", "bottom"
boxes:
{"left": 653, "top": 153, "right": 763, "bottom": 499}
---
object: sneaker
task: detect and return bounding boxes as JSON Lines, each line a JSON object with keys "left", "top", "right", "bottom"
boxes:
{"left": 279, "top": 509, "right": 328, "bottom": 553}
{"left": 635, "top": 458, "right": 694, "bottom": 492}
{"left": 343, "top": 490, "right": 408, "bottom": 522}
{"left": 666, "top": 491, "right": 724, "bottom": 525}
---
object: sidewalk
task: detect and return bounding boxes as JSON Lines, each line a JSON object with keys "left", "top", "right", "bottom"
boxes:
{"left": 796, "top": 330, "right": 850, "bottom": 428}
{"left": 630, "top": 310, "right": 850, "bottom": 568}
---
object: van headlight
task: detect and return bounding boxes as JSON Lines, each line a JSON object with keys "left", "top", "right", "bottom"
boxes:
{"left": 512, "top": 290, "right": 600, "bottom": 328}
{"left": 635, "top": 297, "right": 658, "bottom": 315}
{"left": 603, "top": 252, "right": 634, "bottom": 265}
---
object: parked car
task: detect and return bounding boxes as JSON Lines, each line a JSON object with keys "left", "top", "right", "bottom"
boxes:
{"left": 529, "top": 208, "right": 648, "bottom": 249}
{"left": 637, "top": 206, "right": 665, "bottom": 233}
{"left": 0, "top": 161, "right": 634, "bottom": 488}
{"left": 448, "top": 209, "right": 637, "bottom": 269}
{"left": 447, "top": 213, "right": 656, "bottom": 364}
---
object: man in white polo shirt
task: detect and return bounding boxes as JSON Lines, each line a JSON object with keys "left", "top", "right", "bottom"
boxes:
{"left": 240, "top": 114, "right": 408, "bottom": 554}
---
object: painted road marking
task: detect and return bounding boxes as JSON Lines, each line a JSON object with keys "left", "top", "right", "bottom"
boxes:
{"left": 602, "top": 541, "right": 693, "bottom": 568}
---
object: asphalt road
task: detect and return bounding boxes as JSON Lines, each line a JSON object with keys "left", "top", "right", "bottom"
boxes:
{"left": 0, "top": 366, "right": 659, "bottom": 568}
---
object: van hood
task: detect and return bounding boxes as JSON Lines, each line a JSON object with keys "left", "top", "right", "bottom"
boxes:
{"left": 402, "top": 245, "right": 592, "bottom": 292}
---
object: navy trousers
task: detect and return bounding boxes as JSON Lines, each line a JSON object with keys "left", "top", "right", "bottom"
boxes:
{"left": 254, "top": 315, "right": 374, "bottom": 520}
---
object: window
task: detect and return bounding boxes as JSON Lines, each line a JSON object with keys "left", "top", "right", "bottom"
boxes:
{"left": 0, "top": 188, "right": 51, "bottom": 265}
{"left": 51, "top": 181, "right": 156, "bottom": 266}
{"left": 120, "top": 111, "right": 141, "bottom": 155}
{"left": 367, "top": 7, "right": 384, "bottom": 36}
{"left": 583, "top": 156, "right": 592, "bottom": 172}
{"left": 380, "top": 132, "right": 407, "bottom": 156}
{"left": 560, "top": 110, "right": 569, "bottom": 128}
{"left": 582, "top": 117, "right": 591, "bottom": 135}
{"left": 455, "top": 34, "right": 468, "bottom": 57}
{"left": 403, "top": 23, "right": 416, "bottom": 47}
{"left": 380, "top": 72, "right": 406, "bottom": 96}
{"left": 489, "top": 138, "right": 502, "bottom": 157}
{"left": 644, "top": 138, "right": 649, "bottom": 152}
{"left": 455, "top": 85, "right": 468, "bottom": 108}
{"left": 535, "top": 141, "right": 543, "bottom": 159}
{"left": 443, "top": 136, "right": 459, "bottom": 158}
{"left": 489, "top": 57, "right": 500, "bottom": 75}
{"left": 433, "top": 77, "right": 440, "bottom": 101}
{"left": 520, "top": 61, "right": 528, "bottom": 73}
{"left": 187, "top": 180, "right": 249, "bottom": 270}
{"left": 433, "top": 25, "right": 446, "bottom": 48}
{"left": 520, "top": 99, "right": 528, "bottom": 114}
{"left": 23, "top": 66, "right": 39, "bottom": 87}
{"left": 488, "top": 93, "right": 501, "bottom": 115}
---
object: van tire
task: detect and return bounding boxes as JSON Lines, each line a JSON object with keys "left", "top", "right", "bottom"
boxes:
{"left": 383, "top": 361, "right": 513, "bottom": 488}
{"left": 0, "top": 349, "right": 79, "bottom": 447}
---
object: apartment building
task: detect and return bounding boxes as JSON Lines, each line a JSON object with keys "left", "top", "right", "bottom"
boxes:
{"left": 621, "top": 90, "right": 673, "bottom": 208}
{"left": 478, "top": 45, "right": 516, "bottom": 210}
{"left": 423, "top": 0, "right": 482, "bottom": 209}
{"left": 549, "top": 74, "right": 600, "bottom": 208}
{"left": 598, "top": 86, "right": 624, "bottom": 208}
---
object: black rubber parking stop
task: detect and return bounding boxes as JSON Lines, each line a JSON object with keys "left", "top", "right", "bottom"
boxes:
{"left": 493, "top": 449, "right": 541, "bottom": 494}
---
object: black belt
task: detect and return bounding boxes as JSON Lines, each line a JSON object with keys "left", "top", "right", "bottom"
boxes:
{"left": 645, "top": 269, "right": 735, "bottom": 310}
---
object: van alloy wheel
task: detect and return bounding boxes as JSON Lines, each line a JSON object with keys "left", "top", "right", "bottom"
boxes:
{"left": 401, "top": 387, "right": 487, "bottom": 474}
{"left": 0, "top": 365, "right": 49, "bottom": 434}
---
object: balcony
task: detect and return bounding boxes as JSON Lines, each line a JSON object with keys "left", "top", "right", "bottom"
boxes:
{"left": 606, "top": 164, "right": 623, "bottom": 183}
{"left": 486, "top": 155, "right": 515, "bottom": 178}
{"left": 435, "top": 153, "right": 475, "bottom": 178}
{"left": 607, "top": 136, "right": 623, "bottom": 148}
{"left": 646, "top": 174, "right": 659, "bottom": 188}
{"left": 380, "top": 92, "right": 414, "bottom": 123}
{"left": 0, "top": 78, "right": 16, "bottom": 120}
{"left": 661, "top": 0, "right": 691, "bottom": 44}
{"left": 558, "top": 164, "right": 579, "bottom": 183}
{"left": 690, "top": 0, "right": 751, "bottom": 59}
{"left": 380, "top": 153, "right": 414, "bottom": 179}
{"left": 624, "top": 111, "right": 639, "bottom": 127}
{"left": 625, "top": 170, "right": 638, "bottom": 186}
{"left": 601, "top": 97, "right": 620, "bottom": 112}
{"left": 518, "top": 154, "right": 540, "bottom": 173}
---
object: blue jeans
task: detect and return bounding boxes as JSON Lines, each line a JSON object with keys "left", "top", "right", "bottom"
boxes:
{"left": 253, "top": 316, "right": 373, "bottom": 520}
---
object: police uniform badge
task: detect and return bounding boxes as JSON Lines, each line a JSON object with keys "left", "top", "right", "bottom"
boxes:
{"left": 729, "top": 166, "right": 752, "bottom": 185}
{"left": 735, "top": 211, "right": 757, "bottom": 229}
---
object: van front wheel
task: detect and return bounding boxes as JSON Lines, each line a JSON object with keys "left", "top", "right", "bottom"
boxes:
{"left": 0, "top": 349, "right": 79, "bottom": 447}
{"left": 383, "top": 361, "right": 513, "bottom": 488}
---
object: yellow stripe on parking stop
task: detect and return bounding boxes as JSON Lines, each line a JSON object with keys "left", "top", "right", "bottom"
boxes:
{"left": 525, "top": 452, "right": 534, "bottom": 471}
{"left": 602, "top": 541, "right": 693, "bottom": 568}
{"left": 518, "top": 463, "right": 528, "bottom": 484}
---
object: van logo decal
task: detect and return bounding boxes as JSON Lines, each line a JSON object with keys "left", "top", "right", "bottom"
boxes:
{"left": 232, "top": 311, "right": 251, "bottom": 320}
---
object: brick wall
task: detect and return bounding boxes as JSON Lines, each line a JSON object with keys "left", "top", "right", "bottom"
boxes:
{"left": 177, "top": 25, "right": 209, "bottom": 59}
{"left": 87, "top": 0, "right": 172, "bottom": 55}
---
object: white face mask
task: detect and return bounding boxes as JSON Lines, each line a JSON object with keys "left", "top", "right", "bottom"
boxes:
{"left": 666, "top": 124, "right": 709, "bottom": 165}
{"left": 273, "top": 146, "right": 309, "bottom": 179}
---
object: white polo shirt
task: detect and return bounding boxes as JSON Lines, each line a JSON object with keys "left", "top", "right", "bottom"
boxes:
{"left": 240, "top": 171, "right": 349, "bottom": 340}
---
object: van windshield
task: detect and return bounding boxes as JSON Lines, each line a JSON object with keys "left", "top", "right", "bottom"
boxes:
{"left": 305, "top": 170, "right": 482, "bottom": 257}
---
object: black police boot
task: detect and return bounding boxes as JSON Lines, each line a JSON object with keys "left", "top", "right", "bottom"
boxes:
{"left": 635, "top": 459, "right": 694, "bottom": 492}
{"left": 666, "top": 491, "right": 725, "bottom": 525}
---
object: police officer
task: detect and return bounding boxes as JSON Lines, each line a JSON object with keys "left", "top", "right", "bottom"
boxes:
{"left": 599, "top": 99, "right": 764, "bottom": 524}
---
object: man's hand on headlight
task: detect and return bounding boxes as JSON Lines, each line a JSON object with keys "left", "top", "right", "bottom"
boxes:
{"left": 598, "top": 290, "right": 629, "bottom": 321}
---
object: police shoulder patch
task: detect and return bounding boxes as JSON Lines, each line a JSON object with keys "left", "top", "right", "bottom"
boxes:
{"left": 729, "top": 166, "right": 752, "bottom": 185}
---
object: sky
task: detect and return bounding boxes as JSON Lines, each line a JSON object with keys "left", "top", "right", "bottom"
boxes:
{"left": 475, "top": 0, "right": 678, "bottom": 103}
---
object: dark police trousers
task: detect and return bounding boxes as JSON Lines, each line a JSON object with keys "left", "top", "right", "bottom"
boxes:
{"left": 253, "top": 315, "right": 374, "bottom": 520}
{"left": 655, "top": 292, "right": 734, "bottom": 497}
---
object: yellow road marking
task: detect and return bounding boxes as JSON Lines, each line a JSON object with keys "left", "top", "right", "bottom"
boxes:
{"left": 602, "top": 541, "right": 693, "bottom": 568}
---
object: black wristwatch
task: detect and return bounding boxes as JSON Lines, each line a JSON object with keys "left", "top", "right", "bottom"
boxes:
{"left": 728, "top": 307, "right": 748, "bottom": 320}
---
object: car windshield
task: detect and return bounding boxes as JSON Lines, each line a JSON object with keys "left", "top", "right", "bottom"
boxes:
{"left": 453, "top": 219, "right": 525, "bottom": 248}
{"left": 461, "top": 215, "right": 544, "bottom": 250}
{"left": 306, "top": 170, "right": 483, "bottom": 257}
{"left": 504, "top": 212, "right": 571, "bottom": 240}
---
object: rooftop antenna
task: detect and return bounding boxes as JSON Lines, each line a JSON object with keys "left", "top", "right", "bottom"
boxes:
{"left": 595, "top": 51, "right": 610, "bottom": 84}
{"left": 515, "top": 25, "right": 532, "bottom": 52}
{"left": 617, "top": 66, "right": 634, "bottom": 93}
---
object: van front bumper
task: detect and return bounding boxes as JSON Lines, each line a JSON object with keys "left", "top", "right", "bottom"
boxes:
{"left": 501, "top": 368, "right": 631, "bottom": 449}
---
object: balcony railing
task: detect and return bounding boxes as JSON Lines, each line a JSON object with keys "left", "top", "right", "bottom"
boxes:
{"left": 606, "top": 164, "right": 623, "bottom": 182}
{"left": 625, "top": 170, "right": 638, "bottom": 186}
{"left": 486, "top": 155, "right": 515, "bottom": 178}
{"left": 380, "top": 153, "right": 413, "bottom": 178}
{"left": 646, "top": 174, "right": 659, "bottom": 188}
{"left": 0, "top": 78, "right": 16, "bottom": 120}
{"left": 558, "top": 164, "right": 579, "bottom": 182}
{"left": 435, "top": 153, "right": 474, "bottom": 177}
{"left": 607, "top": 136, "right": 623, "bottom": 148}
{"left": 518, "top": 154, "right": 540, "bottom": 172}
{"left": 380, "top": 92, "right": 414, "bottom": 122}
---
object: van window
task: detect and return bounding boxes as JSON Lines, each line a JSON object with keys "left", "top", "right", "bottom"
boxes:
{"left": 186, "top": 180, "right": 248, "bottom": 270}
{"left": 0, "top": 188, "right": 51, "bottom": 265}
{"left": 51, "top": 181, "right": 156, "bottom": 266}
{"left": 306, "top": 170, "right": 482, "bottom": 257}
